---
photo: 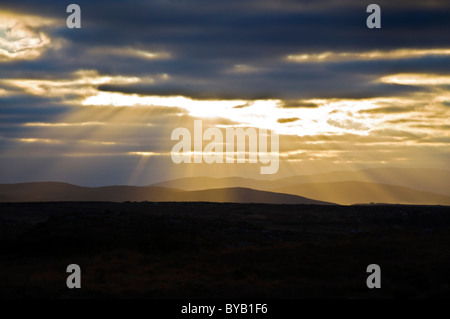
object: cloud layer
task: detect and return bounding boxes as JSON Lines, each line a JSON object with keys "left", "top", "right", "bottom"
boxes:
{"left": 0, "top": 0, "right": 449, "bottom": 185}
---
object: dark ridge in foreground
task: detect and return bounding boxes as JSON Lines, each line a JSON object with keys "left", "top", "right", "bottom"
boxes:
{"left": 1, "top": 202, "right": 449, "bottom": 298}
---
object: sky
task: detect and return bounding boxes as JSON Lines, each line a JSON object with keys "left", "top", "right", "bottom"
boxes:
{"left": 0, "top": 0, "right": 449, "bottom": 186}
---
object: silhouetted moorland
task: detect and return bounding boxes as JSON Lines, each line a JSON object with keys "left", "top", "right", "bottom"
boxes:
{"left": 0, "top": 202, "right": 449, "bottom": 298}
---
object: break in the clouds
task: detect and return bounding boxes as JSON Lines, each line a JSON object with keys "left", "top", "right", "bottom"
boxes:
{"left": 0, "top": 11, "right": 55, "bottom": 62}
{"left": 0, "top": 0, "right": 449, "bottom": 185}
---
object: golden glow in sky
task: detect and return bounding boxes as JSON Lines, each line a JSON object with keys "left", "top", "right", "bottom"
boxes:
{"left": 380, "top": 73, "right": 450, "bottom": 85}
{"left": 287, "top": 48, "right": 450, "bottom": 63}
{"left": 0, "top": 11, "right": 55, "bottom": 61}
{"left": 0, "top": 3, "right": 449, "bottom": 185}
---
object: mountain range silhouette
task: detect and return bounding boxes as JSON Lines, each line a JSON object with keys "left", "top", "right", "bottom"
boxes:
{"left": 1, "top": 167, "right": 450, "bottom": 205}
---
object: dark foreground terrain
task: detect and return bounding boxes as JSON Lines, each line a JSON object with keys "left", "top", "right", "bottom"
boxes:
{"left": 0, "top": 202, "right": 449, "bottom": 298}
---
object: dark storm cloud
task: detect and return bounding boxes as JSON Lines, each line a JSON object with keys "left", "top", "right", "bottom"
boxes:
{"left": 0, "top": 96, "right": 69, "bottom": 119}
{"left": 328, "top": 56, "right": 450, "bottom": 76}
{"left": 96, "top": 66, "right": 427, "bottom": 100}
{"left": 2, "top": 0, "right": 450, "bottom": 101}
{"left": 48, "top": 3, "right": 450, "bottom": 52}
{"left": 1, "top": 0, "right": 449, "bottom": 120}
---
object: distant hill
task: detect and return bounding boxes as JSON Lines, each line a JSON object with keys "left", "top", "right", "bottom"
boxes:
{"left": 153, "top": 167, "right": 450, "bottom": 200}
{"left": 177, "top": 187, "right": 334, "bottom": 205}
{"left": 274, "top": 168, "right": 450, "bottom": 197}
{"left": 274, "top": 181, "right": 450, "bottom": 206}
{"left": 153, "top": 176, "right": 276, "bottom": 191}
{"left": 0, "top": 182, "right": 174, "bottom": 202}
{"left": 3, "top": 166, "right": 449, "bottom": 205}
{"left": 0, "top": 182, "right": 334, "bottom": 205}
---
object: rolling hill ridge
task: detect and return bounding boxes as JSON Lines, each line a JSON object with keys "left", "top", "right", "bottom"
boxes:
{"left": 0, "top": 182, "right": 334, "bottom": 205}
